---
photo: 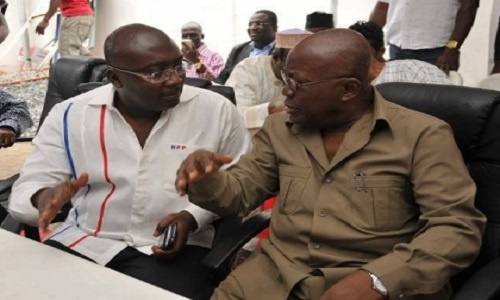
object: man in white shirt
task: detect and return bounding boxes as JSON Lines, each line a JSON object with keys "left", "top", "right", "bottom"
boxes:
{"left": 9, "top": 23, "right": 251, "bottom": 300}
{"left": 369, "top": 0, "right": 479, "bottom": 74}
{"left": 226, "top": 29, "right": 312, "bottom": 134}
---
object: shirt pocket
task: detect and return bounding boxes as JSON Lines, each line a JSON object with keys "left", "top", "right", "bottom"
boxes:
{"left": 349, "top": 175, "right": 414, "bottom": 231}
{"left": 277, "top": 165, "right": 311, "bottom": 215}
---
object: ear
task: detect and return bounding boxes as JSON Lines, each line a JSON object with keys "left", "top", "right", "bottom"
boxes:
{"left": 106, "top": 69, "right": 123, "bottom": 88}
{"left": 340, "top": 78, "right": 361, "bottom": 102}
{"left": 376, "top": 47, "right": 386, "bottom": 62}
{"left": 201, "top": 33, "right": 205, "bottom": 40}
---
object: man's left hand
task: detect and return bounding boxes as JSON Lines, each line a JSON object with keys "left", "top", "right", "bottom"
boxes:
{"left": 320, "top": 270, "right": 387, "bottom": 300}
{"left": 151, "top": 211, "right": 197, "bottom": 259}
{"left": 436, "top": 48, "right": 460, "bottom": 75}
{"left": 0, "top": 126, "right": 15, "bottom": 148}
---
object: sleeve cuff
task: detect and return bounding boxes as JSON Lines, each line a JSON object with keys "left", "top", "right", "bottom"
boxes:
{"left": 183, "top": 203, "right": 217, "bottom": 232}
{"left": 8, "top": 187, "right": 42, "bottom": 227}
{"left": 362, "top": 252, "right": 413, "bottom": 298}
{"left": 0, "top": 120, "right": 20, "bottom": 135}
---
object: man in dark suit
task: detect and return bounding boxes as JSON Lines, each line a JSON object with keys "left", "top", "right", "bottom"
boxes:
{"left": 216, "top": 10, "right": 277, "bottom": 84}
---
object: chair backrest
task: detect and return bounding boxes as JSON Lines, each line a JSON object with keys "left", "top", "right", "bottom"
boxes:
{"left": 184, "top": 77, "right": 236, "bottom": 105}
{"left": 377, "top": 82, "right": 500, "bottom": 289}
{"left": 39, "top": 56, "right": 107, "bottom": 130}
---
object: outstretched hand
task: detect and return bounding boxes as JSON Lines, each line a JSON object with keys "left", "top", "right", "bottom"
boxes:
{"left": 34, "top": 173, "right": 89, "bottom": 231}
{"left": 175, "top": 150, "right": 233, "bottom": 196}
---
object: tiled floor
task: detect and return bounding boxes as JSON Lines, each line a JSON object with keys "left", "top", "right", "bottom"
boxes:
{"left": 0, "top": 142, "right": 33, "bottom": 179}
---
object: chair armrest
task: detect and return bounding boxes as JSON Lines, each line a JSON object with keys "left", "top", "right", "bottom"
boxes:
{"left": 452, "top": 257, "right": 500, "bottom": 300}
{"left": 0, "top": 173, "right": 19, "bottom": 202}
{"left": 202, "top": 211, "right": 271, "bottom": 278}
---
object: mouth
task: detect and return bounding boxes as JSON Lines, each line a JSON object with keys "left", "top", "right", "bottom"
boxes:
{"left": 285, "top": 105, "right": 300, "bottom": 114}
{"left": 162, "top": 86, "right": 183, "bottom": 99}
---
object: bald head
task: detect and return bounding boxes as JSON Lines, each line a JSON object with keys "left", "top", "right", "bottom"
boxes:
{"left": 104, "top": 23, "right": 177, "bottom": 67}
{"left": 181, "top": 21, "right": 202, "bottom": 33}
{"left": 289, "top": 28, "right": 372, "bottom": 82}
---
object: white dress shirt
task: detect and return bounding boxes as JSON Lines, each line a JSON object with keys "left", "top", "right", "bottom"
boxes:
{"left": 226, "top": 56, "right": 285, "bottom": 130}
{"left": 381, "top": 0, "right": 460, "bottom": 50}
{"left": 9, "top": 84, "right": 251, "bottom": 265}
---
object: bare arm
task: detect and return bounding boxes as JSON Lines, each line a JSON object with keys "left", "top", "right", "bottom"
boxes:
{"left": 35, "top": 0, "right": 61, "bottom": 35}
{"left": 42, "top": 0, "right": 62, "bottom": 23}
{"left": 369, "top": 1, "right": 389, "bottom": 28}
{"left": 449, "top": 0, "right": 479, "bottom": 48}
{"left": 436, "top": 0, "right": 479, "bottom": 73}
{"left": 492, "top": 17, "right": 500, "bottom": 74}
{"left": 0, "top": 10, "right": 8, "bottom": 43}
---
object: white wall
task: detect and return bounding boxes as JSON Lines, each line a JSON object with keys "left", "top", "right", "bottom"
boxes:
{"left": 0, "top": 0, "right": 56, "bottom": 72}
{"left": 92, "top": 0, "right": 333, "bottom": 60}
{"left": 0, "top": 0, "right": 495, "bottom": 87}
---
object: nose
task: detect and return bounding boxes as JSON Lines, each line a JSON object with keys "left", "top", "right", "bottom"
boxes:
{"left": 163, "top": 71, "right": 183, "bottom": 86}
{"left": 282, "top": 84, "right": 295, "bottom": 97}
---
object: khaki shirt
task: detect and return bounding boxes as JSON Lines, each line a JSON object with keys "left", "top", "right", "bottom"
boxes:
{"left": 189, "top": 89, "right": 486, "bottom": 299}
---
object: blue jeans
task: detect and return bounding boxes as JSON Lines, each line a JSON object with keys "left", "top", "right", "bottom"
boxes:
{"left": 389, "top": 44, "right": 445, "bottom": 65}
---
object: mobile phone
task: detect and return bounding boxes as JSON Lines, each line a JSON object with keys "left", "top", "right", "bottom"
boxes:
{"left": 181, "top": 39, "right": 194, "bottom": 52}
{"left": 158, "top": 223, "right": 177, "bottom": 251}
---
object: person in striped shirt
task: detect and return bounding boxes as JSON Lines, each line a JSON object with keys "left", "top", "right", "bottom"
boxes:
{"left": 181, "top": 22, "right": 225, "bottom": 81}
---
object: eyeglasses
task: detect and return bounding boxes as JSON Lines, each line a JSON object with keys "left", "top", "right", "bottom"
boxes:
{"left": 248, "top": 21, "right": 271, "bottom": 28}
{"left": 280, "top": 70, "right": 351, "bottom": 92}
{"left": 107, "top": 64, "right": 186, "bottom": 83}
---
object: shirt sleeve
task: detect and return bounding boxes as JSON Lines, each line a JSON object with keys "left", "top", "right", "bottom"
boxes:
{"left": 188, "top": 117, "right": 278, "bottom": 218}
{"left": 8, "top": 102, "right": 72, "bottom": 226}
{"left": 362, "top": 122, "right": 485, "bottom": 297}
{"left": 226, "top": 59, "right": 270, "bottom": 129}
{"left": 0, "top": 90, "right": 33, "bottom": 135}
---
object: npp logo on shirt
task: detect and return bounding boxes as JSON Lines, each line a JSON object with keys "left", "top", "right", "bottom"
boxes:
{"left": 169, "top": 144, "right": 187, "bottom": 150}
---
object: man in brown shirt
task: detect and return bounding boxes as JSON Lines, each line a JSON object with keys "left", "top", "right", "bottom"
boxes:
{"left": 176, "top": 29, "right": 486, "bottom": 300}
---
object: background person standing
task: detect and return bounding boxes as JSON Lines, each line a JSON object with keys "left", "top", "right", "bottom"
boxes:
{"left": 35, "top": 0, "right": 94, "bottom": 56}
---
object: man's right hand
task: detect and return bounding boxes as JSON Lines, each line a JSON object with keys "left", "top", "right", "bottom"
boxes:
{"left": 0, "top": 126, "right": 15, "bottom": 148}
{"left": 32, "top": 173, "right": 89, "bottom": 231}
{"left": 175, "top": 150, "right": 233, "bottom": 196}
{"left": 35, "top": 20, "right": 49, "bottom": 35}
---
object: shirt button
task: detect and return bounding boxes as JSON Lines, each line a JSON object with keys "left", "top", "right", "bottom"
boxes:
{"left": 312, "top": 243, "right": 321, "bottom": 249}
{"left": 324, "top": 176, "right": 333, "bottom": 183}
{"left": 319, "top": 210, "right": 327, "bottom": 217}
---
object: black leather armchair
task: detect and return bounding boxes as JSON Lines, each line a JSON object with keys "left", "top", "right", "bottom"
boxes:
{"left": 203, "top": 82, "right": 500, "bottom": 298}
{"left": 377, "top": 82, "right": 500, "bottom": 299}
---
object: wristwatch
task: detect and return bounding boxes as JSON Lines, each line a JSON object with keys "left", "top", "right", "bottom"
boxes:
{"left": 446, "top": 40, "right": 459, "bottom": 49}
{"left": 193, "top": 62, "right": 203, "bottom": 70}
{"left": 367, "top": 271, "right": 388, "bottom": 297}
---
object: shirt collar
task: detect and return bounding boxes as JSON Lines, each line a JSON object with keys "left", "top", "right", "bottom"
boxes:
{"left": 249, "top": 40, "right": 276, "bottom": 52}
